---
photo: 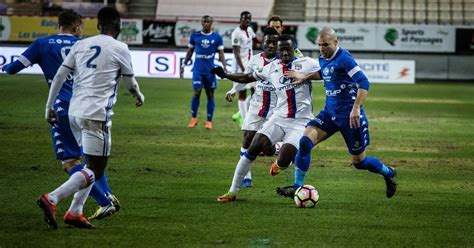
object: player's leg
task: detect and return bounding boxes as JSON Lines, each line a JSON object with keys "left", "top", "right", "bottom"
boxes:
{"left": 189, "top": 74, "right": 203, "bottom": 128}
{"left": 342, "top": 114, "right": 397, "bottom": 198}
{"left": 239, "top": 106, "right": 264, "bottom": 187}
{"left": 203, "top": 73, "right": 216, "bottom": 129}
{"left": 237, "top": 89, "right": 247, "bottom": 121}
{"left": 240, "top": 130, "right": 257, "bottom": 188}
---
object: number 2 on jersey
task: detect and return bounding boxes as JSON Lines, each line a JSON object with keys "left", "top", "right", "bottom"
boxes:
{"left": 86, "top": 46, "right": 101, "bottom": 68}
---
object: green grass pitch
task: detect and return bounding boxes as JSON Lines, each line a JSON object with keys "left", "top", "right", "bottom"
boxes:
{"left": 0, "top": 74, "right": 473, "bottom": 247}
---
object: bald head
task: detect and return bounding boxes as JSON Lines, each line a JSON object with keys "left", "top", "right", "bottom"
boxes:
{"left": 317, "top": 28, "right": 338, "bottom": 59}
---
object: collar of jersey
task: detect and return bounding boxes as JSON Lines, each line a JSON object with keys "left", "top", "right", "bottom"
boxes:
{"left": 57, "top": 33, "right": 75, "bottom": 36}
{"left": 279, "top": 56, "right": 298, "bottom": 68}
{"left": 200, "top": 31, "right": 213, "bottom": 35}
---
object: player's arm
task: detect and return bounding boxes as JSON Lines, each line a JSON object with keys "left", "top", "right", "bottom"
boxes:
{"left": 344, "top": 56, "right": 370, "bottom": 129}
{"left": 233, "top": 46, "right": 245, "bottom": 72}
{"left": 284, "top": 70, "right": 322, "bottom": 83}
{"left": 180, "top": 47, "right": 194, "bottom": 79}
{"left": 218, "top": 49, "right": 227, "bottom": 73}
{"left": 118, "top": 46, "right": 144, "bottom": 107}
{"left": 211, "top": 66, "right": 256, "bottom": 84}
{"left": 2, "top": 40, "right": 41, "bottom": 74}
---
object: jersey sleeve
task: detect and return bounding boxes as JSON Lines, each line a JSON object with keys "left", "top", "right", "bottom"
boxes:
{"left": 244, "top": 56, "right": 256, "bottom": 74}
{"left": 253, "top": 62, "right": 271, "bottom": 82}
{"left": 188, "top": 33, "right": 196, "bottom": 48}
{"left": 117, "top": 45, "right": 134, "bottom": 76}
{"left": 19, "top": 39, "right": 42, "bottom": 67}
{"left": 342, "top": 52, "right": 361, "bottom": 78}
{"left": 61, "top": 42, "right": 77, "bottom": 70}
{"left": 305, "top": 58, "right": 321, "bottom": 73}
{"left": 231, "top": 29, "right": 241, "bottom": 47}
{"left": 216, "top": 34, "right": 224, "bottom": 51}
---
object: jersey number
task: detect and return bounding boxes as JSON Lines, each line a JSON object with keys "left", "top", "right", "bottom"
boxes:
{"left": 86, "top": 46, "right": 101, "bottom": 68}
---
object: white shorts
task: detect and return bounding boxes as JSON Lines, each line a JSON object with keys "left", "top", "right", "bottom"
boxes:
{"left": 257, "top": 115, "right": 308, "bottom": 149}
{"left": 69, "top": 116, "right": 112, "bottom": 157}
{"left": 242, "top": 104, "right": 273, "bottom": 131}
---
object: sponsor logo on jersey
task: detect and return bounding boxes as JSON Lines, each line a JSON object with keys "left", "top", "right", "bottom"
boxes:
{"left": 295, "top": 64, "right": 302, "bottom": 70}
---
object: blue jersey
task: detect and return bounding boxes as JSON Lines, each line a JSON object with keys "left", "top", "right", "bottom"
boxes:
{"left": 189, "top": 31, "right": 224, "bottom": 74}
{"left": 20, "top": 34, "right": 79, "bottom": 101}
{"left": 319, "top": 47, "right": 364, "bottom": 118}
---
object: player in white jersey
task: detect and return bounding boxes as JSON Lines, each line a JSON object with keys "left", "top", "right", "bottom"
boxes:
{"left": 211, "top": 35, "right": 320, "bottom": 202}
{"left": 37, "top": 7, "right": 144, "bottom": 229}
{"left": 225, "top": 27, "right": 280, "bottom": 188}
{"left": 229, "top": 11, "right": 256, "bottom": 127}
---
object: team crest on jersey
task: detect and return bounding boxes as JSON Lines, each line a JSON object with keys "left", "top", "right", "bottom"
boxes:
{"left": 323, "top": 67, "right": 330, "bottom": 76}
{"left": 201, "top": 39, "right": 210, "bottom": 48}
{"left": 295, "top": 64, "right": 302, "bottom": 70}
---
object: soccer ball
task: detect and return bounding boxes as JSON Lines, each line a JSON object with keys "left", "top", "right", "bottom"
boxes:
{"left": 294, "top": 185, "right": 320, "bottom": 208}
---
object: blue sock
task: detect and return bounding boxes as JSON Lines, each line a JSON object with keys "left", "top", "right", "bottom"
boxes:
{"left": 191, "top": 96, "right": 200, "bottom": 118}
{"left": 96, "top": 174, "right": 113, "bottom": 194}
{"left": 243, "top": 151, "right": 257, "bottom": 161}
{"left": 206, "top": 97, "right": 215, "bottom": 121}
{"left": 294, "top": 136, "right": 314, "bottom": 189}
{"left": 353, "top": 156, "right": 393, "bottom": 177}
{"left": 68, "top": 164, "right": 84, "bottom": 175}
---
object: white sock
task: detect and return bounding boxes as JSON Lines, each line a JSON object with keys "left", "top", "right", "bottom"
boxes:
{"left": 68, "top": 183, "right": 94, "bottom": 216}
{"left": 240, "top": 147, "right": 252, "bottom": 180}
{"left": 48, "top": 167, "right": 95, "bottom": 204}
{"left": 238, "top": 99, "right": 247, "bottom": 120}
{"left": 229, "top": 156, "right": 253, "bottom": 194}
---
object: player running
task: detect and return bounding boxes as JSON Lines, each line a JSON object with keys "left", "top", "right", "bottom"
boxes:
{"left": 1, "top": 9, "right": 119, "bottom": 220}
{"left": 211, "top": 35, "right": 320, "bottom": 202}
{"left": 37, "top": 7, "right": 144, "bottom": 229}
{"left": 225, "top": 27, "right": 280, "bottom": 188}
{"left": 180, "top": 15, "right": 226, "bottom": 129}
{"left": 278, "top": 28, "right": 397, "bottom": 198}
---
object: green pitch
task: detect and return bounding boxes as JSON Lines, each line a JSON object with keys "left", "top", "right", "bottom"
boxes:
{"left": 0, "top": 74, "right": 473, "bottom": 247}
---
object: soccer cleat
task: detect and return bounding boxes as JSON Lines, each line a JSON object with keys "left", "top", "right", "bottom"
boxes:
{"left": 384, "top": 168, "right": 397, "bottom": 198}
{"left": 64, "top": 211, "right": 94, "bottom": 229}
{"left": 217, "top": 192, "right": 236, "bottom": 203}
{"left": 240, "top": 178, "right": 253, "bottom": 188}
{"left": 205, "top": 121, "right": 213, "bottom": 129}
{"left": 89, "top": 203, "right": 116, "bottom": 220}
{"left": 187, "top": 118, "right": 198, "bottom": 128}
{"left": 107, "top": 193, "right": 121, "bottom": 212}
{"left": 37, "top": 194, "right": 58, "bottom": 229}
{"left": 269, "top": 159, "right": 286, "bottom": 176}
{"left": 276, "top": 186, "right": 296, "bottom": 198}
{"left": 231, "top": 112, "right": 243, "bottom": 128}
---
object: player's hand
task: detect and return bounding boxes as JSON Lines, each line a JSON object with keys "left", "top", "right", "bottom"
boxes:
{"left": 284, "top": 70, "right": 305, "bottom": 84}
{"left": 45, "top": 108, "right": 58, "bottom": 124}
{"left": 225, "top": 90, "right": 236, "bottom": 102}
{"left": 349, "top": 108, "right": 361, "bottom": 129}
{"left": 210, "top": 66, "right": 227, "bottom": 78}
{"left": 179, "top": 66, "right": 185, "bottom": 79}
{"left": 135, "top": 92, "right": 145, "bottom": 107}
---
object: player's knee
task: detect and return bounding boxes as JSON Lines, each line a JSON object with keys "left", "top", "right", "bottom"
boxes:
{"left": 62, "top": 159, "right": 82, "bottom": 172}
{"left": 298, "top": 136, "right": 314, "bottom": 155}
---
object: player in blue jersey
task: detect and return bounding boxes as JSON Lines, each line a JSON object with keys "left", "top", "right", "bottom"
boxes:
{"left": 280, "top": 28, "right": 397, "bottom": 198}
{"left": 1, "top": 9, "right": 119, "bottom": 220}
{"left": 180, "top": 15, "right": 227, "bottom": 129}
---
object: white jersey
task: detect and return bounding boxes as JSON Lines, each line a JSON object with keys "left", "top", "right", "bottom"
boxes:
{"left": 253, "top": 57, "right": 320, "bottom": 121}
{"left": 231, "top": 26, "right": 255, "bottom": 72}
{"left": 62, "top": 34, "right": 134, "bottom": 121}
{"left": 244, "top": 52, "right": 277, "bottom": 118}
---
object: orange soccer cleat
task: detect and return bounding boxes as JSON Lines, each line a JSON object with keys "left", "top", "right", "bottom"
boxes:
{"left": 64, "top": 211, "right": 94, "bottom": 229}
{"left": 187, "top": 118, "right": 198, "bottom": 128}
{"left": 37, "top": 194, "right": 58, "bottom": 229}
{"left": 205, "top": 121, "right": 213, "bottom": 129}
{"left": 217, "top": 192, "right": 236, "bottom": 203}
{"left": 269, "top": 159, "right": 286, "bottom": 176}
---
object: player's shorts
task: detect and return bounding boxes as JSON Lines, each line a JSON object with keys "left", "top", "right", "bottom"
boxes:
{"left": 192, "top": 72, "right": 217, "bottom": 89}
{"left": 69, "top": 116, "right": 112, "bottom": 157}
{"left": 242, "top": 104, "right": 273, "bottom": 131}
{"left": 51, "top": 99, "right": 81, "bottom": 161}
{"left": 307, "top": 110, "right": 370, "bottom": 155}
{"left": 257, "top": 115, "right": 308, "bottom": 149}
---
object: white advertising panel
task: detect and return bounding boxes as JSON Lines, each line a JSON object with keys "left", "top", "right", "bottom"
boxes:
{"left": 1, "top": 46, "right": 415, "bottom": 84}
{"left": 376, "top": 25, "right": 455, "bottom": 52}
{"left": 297, "top": 23, "right": 377, "bottom": 51}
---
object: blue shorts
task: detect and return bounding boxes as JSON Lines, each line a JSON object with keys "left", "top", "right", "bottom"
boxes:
{"left": 192, "top": 72, "right": 217, "bottom": 89}
{"left": 51, "top": 99, "right": 82, "bottom": 161}
{"left": 307, "top": 110, "right": 370, "bottom": 155}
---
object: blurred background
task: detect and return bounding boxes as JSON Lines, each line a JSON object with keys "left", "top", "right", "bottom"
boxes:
{"left": 0, "top": 0, "right": 473, "bottom": 81}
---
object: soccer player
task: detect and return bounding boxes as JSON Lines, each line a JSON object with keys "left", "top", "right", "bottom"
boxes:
{"left": 279, "top": 28, "right": 397, "bottom": 198}
{"left": 180, "top": 15, "right": 226, "bottom": 129}
{"left": 267, "top": 15, "right": 304, "bottom": 58}
{"left": 229, "top": 11, "right": 256, "bottom": 127}
{"left": 1, "top": 9, "right": 119, "bottom": 220}
{"left": 37, "top": 7, "right": 144, "bottom": 229}
{"left": 211, "top": 35, "right": 320, "bottom": 202}
{"left": 225, "top": 27, "right": 280, "bottom": 188}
